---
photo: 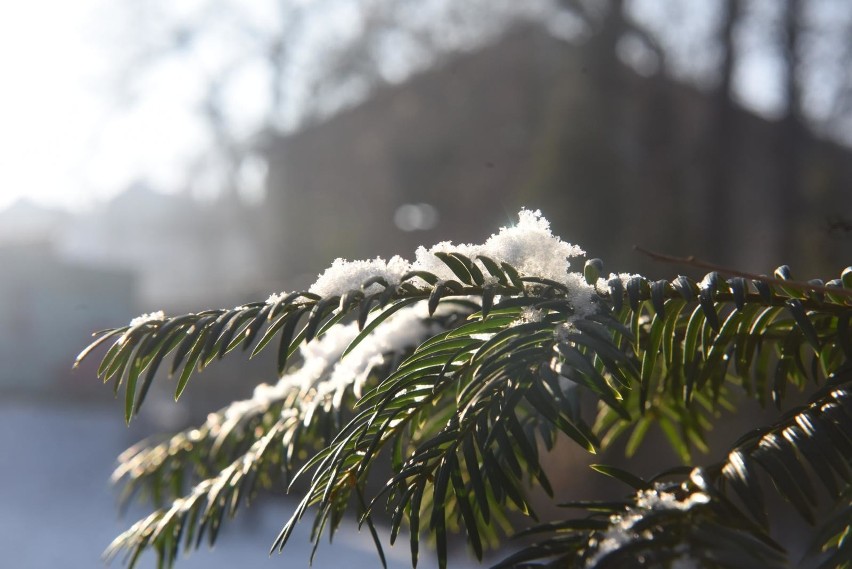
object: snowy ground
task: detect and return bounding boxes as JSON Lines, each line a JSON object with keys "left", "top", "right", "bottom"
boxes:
{"left": 0, "top": 401, "right": 477, "bottom": 569}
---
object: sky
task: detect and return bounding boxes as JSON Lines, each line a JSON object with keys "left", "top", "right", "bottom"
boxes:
{"left": 0, "top": 1, "right": 210, "bottom": 212}
{"left": 0, "top": 0, "right": 377, "bottom": 213}
{"left": 0, "top": 1, "right": 839, "bottom": 214}
{"left": 0, "top": 1, "right": 102, "bottom": 211}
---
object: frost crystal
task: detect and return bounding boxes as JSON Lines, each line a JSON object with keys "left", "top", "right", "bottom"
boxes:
{"left": 129, "top": 311, "right": 165, "bottom": 327}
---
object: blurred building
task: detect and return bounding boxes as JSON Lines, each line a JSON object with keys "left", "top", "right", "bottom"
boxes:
{"left": 0, "top": 199, "right": 71, "bottom": 244}
{"left": 259, "top": 24, "right": 852, "bottom": 286}
{"left": 0, "top": 241, "right": 135, "bottom": 393}
{"left": 60, "top": 183, "right": 270, "bottom": 309}
{"left": 0, "top": 188, "right": 276, "bottom": 407}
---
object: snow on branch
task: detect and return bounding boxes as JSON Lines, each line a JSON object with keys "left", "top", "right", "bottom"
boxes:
{"left": 224, "top": 301, "right": 443, "bottom": 425}
{"left": 258, "top": 208, "right": 596, "bottom": 315}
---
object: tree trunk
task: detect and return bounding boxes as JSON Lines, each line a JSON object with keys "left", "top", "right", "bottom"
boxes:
{"left": 703, "top": 0, "right": 740, "bottom": 264}
{"left": 774, "top": 0, "right": 805, "bottom": 267}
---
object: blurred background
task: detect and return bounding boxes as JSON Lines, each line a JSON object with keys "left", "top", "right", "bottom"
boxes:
{"left": 1, "top": 0, "right": 851, "bottom": 567}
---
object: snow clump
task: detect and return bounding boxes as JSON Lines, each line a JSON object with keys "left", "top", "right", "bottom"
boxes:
{"left": 412, "top": 240, "right": 480, "bottom": 283}
{"left": 223, "top": 318, "right": 358, "bottom": 422}
{"left": 129, "top": 311, "right": 165, "bottom": 327}
{"left": 310, "top": 255, "right": 412, "bottom": 297}
{"left": 511, "top": 306, "right": 546, "bottom": 327}
{"left": 413, "top": 209, "right": 595, "bottom": 317}
{"left": 478, "top": 208, "right": 585, "bottom": 282}
{"left": 314, "top": 301, "right": 442, "bottom": 408}
{"left": 299, "top": 208, "right": 596, "bottom": 315}
{"left": 584, "top": 484, "right": 710, "bottom": 568}
{"left": 224, "top": 301, "right": 440, "bottom": 423}
{"left": 595, "top": 273, "right": 642, "bottom": 296}
{"left": 411, "top": 208, "right": 585, "bottom": 285}
{"left": 266, "top": 292, "right": 289, "bottom": 305}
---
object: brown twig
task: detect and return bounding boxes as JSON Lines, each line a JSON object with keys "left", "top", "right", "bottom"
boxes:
{"left": 633, "top": 246, "right": 852, "bottom": 301}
